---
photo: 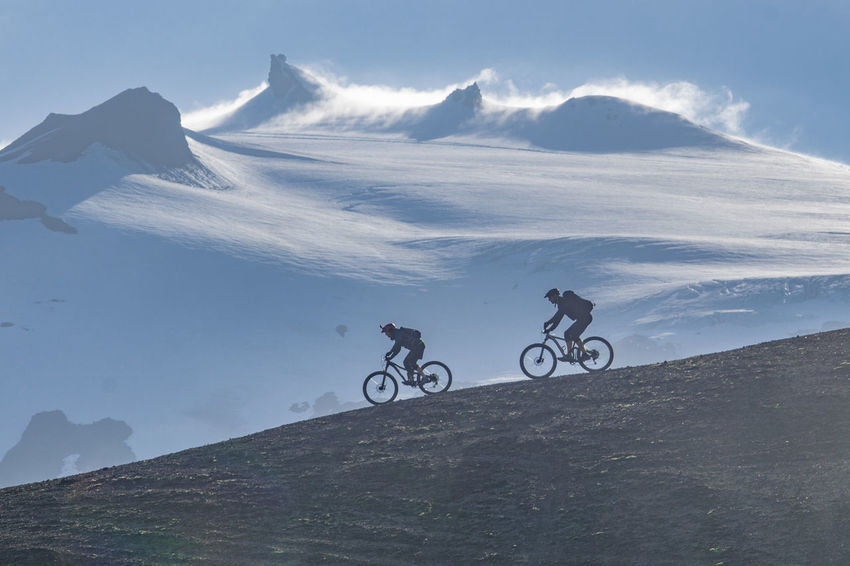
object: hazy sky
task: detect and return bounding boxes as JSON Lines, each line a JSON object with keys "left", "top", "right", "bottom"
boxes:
{"left": 1, "top": 0, "right": 849, "bottom": 163}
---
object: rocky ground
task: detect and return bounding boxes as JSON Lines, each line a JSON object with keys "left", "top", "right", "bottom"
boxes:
{"left": 2, "top": 329, "right": 850, "bottom": 565}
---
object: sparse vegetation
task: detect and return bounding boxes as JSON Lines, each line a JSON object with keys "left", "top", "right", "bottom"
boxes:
{"left": 2, "top": 329, "right": 850, "bottom": 564}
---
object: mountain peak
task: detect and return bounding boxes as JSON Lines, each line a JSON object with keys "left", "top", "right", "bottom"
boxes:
{"left": 267, "top": 53, "right": 322, "bottom": 102}
{"left": 201, "top": 54, "right": 324, "bottom": 133}
{"left": 444, "top": 82, "right": 482, "bottom": 108}
{"left": 407, "top": 82, "right": 483, "bottom": 140}
{"left": 0, "top": 87, "right": 196, "bottom": 169}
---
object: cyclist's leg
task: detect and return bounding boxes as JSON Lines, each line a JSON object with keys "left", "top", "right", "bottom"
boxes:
{"left": 404, "top": 341, "right": 426, "bottom": 380}
{"left": 563, "top": 322, "right": 579, "bottom": 355}
{"left": 565, "top": 314, "right": 592, "bottom": 356}
{"left": 576, "top": 315, "right": 593, "bottom": 356}
{"left": 403, "top": 354, "right": 417, "bottom": 380}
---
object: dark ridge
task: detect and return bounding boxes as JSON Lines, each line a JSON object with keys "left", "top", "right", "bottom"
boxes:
{"left": 2, "top": 329, "right": 850, "bottom": 564}
{"left": 0, "top": 87, "right": 196, "bottom": 169}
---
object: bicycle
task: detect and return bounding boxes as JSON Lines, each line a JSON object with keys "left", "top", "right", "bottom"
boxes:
{"left": 520, "top": 332, "right": 614, "bottom": 378}
{"left": 362, "top": 358, "right": 453, "bottom": 405}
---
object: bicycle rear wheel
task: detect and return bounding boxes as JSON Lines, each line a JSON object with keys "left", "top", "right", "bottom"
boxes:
{"left": 419, "top": 361, "right": 452, "bottom": 394}
{"left": 520, "top": 343, "right": 557, "bottom": 379}
{"left": 578, "top": 336, "right": 614, "bottom": 372}
{"left": 363, "top": 371, "right": 398, "bottom": 404}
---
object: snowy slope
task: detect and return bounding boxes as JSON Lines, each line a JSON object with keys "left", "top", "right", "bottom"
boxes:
{"left": 2, "top": 64, "right": 850, "bottom": 484}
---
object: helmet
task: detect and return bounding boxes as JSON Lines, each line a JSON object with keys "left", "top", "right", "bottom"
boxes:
{"left": 544, "top": 288, "right": 560, "bottom": 299}
{"left": 380, "top": 323, "right": 397, "bottom": 334}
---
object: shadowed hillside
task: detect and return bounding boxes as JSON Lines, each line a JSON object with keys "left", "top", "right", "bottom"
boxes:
{"left": 2, "top": 329, "right": 850, "bottom": 565}
{"left": 0, "top": 87, "right": 195, "bottom": 169}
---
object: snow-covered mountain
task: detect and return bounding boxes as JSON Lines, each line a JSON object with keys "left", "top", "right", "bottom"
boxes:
{"left": 0, "top": 86, "right": 221, "bottom": 204}
{"left": 2, "top": 55, "right": 849, "bottom": 486}
{"left": 400, "top": 83, "right": 737, "bottom": 151}
{"left": 0, "top": 87, "right": 195, "bottom": 169}
{"left": 201, "top": 55, "right": 740, "bottom": 152}
{"left": 505, "top": 94, "right": 740, "bottom": 151}
{"left": 405, "top": 82, "right": 484, "bottom": 141}
{"left": 204, "top": 54, "right": 326, "bottom": 133}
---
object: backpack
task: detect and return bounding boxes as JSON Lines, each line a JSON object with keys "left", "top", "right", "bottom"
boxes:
{"left": 563, "top": 290, "right": 594, "bottom": 313}
{"left": 398, "top": 327, "right": 422, "bottom": 347}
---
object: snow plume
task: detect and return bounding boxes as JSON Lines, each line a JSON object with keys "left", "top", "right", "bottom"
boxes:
{"left": 565, "top": 78, "right": 750, "bottom": 135}
{"left": 471, "top": 70, "right": 573, "bottom": 109}
{"left": 181, "top": 82, "right": 267, "bottom": 131}
{"left": 256, "top": 66, "right": 498, "bottom": 131}
{"left": 182, "top": 66, "right": 496, "bottom": 132}
{"left": 306, "top": 65, "right": 496, "bottom": 111}
{"left": 476, "top": 72, "right": 749, "bottom": 134}
{"left": 181, "top": 61, "right": 749, "bottom": 137}
{"left": 303, "top": 67, "right": 751, "bottom": 137}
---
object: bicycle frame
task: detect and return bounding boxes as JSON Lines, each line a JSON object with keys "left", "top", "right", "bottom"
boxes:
{"left": 542, "top": 332, "right": 577, "bottom": 355}
{"left": 383, "top": 358, "right": 422, "bottom": 384}
{"left": 384, "top": 358, "right": 405, "bottom": 375}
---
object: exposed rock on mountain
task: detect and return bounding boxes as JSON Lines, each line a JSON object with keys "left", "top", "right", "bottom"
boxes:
{"left": 408, "top": 82, "right": 483, "bottom": 141}
{"left": 205, "top": 54, "right": 325, "bottom": 132}
{"left": 0, "top": 87, "right": 196, "bottom": 169}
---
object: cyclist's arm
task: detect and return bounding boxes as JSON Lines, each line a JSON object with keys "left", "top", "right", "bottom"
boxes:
{"left": 385, "top": 341, "right": 401, "bottom": 359}
{"left": 544, "top": 310, "right": 564, "bottom": 331}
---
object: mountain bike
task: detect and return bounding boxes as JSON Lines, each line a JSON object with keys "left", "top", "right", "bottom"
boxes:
{"left": 362, "top": 358, "right": 453, "bottom": 405}
{"left": 520, "top": 332, "right": 614, "bottom": 378}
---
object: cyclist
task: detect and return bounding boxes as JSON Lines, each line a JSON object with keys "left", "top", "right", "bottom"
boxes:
{"left": 542, "top": 288, "right": 593, "bottom": 362}
{"left": 381, "top": 323, "right": 426, "bottom": 384}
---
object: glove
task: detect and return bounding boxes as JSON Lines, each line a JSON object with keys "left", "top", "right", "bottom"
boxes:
{"left": 384, "top": 352, "right": 392, "bottom": 360}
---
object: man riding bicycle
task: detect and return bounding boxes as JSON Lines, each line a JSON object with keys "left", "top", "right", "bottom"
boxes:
{"left": 542, "top": 288, "right": 594, "bottom": 362}
{"left": 381, "top": 323, "right": 426, "bottom": 384}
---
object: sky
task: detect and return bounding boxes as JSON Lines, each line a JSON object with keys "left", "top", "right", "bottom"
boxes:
{"left": 1, "top": 0, "right": 849, "bottom": 162}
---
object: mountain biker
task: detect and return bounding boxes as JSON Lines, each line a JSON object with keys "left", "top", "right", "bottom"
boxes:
{"left": 542, "top": 288, "right": 593, "bottom": 362}
{"left": 381, "top": 323, "right": 426, "bottom": 384}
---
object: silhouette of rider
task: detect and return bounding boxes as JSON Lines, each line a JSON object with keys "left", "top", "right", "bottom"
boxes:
{"left": 381, "top": 323, "right": 425, "bottom": 383}
{"left": 542, "top": 288, "right": 594, "bottom": 362}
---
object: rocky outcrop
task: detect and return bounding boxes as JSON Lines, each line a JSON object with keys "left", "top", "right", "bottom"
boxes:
{"left": 0, "top": 87, "right": 196, "bottom": 169}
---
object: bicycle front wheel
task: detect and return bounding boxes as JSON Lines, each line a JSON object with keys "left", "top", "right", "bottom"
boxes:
{"left": 419, "top": 361, "right": 452, "bottom": 394}
{"left": 520, "top": 343, "right": 557, "bottom": 379}
{"left": 578, "top": 336, "right": 614, "bottom": 372}
{"left": 363, "top": 371, "right": 398, "bottom": 405}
